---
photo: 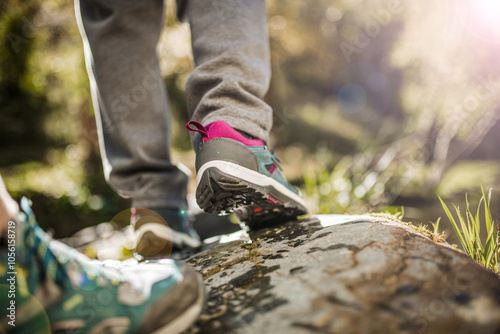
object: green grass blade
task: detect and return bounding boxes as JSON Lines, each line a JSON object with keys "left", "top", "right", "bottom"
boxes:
{"left": 482, "top": 187, "right": 490, "bottom": 228}
{"left": 467, "top": 209, "right": 479, "bottom": 247}
{"left": 433, "top": 217, "right": 441, "bottom": 235}
{"left": 485, "top": 227, "right": 496, "bottom": 259}
{"left": 455, "top": 205, "right": 474, "bottom": 255}
{"left": 475, "top": 195, "right": 483, "bottom": 239}
{"left": 484, "top": 187, "right": 494, "bottom": 235}
{"left": 483, "top": 188, "right": 497, "bottom": 259}
{"left": 439, "top": 196, "right": 469, "bottom": 254}
{"left": 484, "top": 219, "right": 496, "bottom": 253}
{"left": 485, "top": 239, "right": 498, "bottom": 272}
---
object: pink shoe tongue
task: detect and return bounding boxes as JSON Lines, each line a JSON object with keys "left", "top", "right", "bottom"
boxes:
{"left": 186, "top": 120, "right": 265, "bottom": 146}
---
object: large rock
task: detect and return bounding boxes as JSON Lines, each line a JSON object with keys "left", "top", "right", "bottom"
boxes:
{"left": 185, "top": 215, "right": 500, "bottom": 334}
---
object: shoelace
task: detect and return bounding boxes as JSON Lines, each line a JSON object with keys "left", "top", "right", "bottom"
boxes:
{"left": 270, "top": 150, "right": 284, "bottom": 172}
{"left": 20, "top": 198, "right": 125, "bottom": 290}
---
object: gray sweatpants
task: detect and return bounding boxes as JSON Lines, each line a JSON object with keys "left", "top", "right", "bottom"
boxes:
{"left": 75, "top": 0, "right": 273, "bottom": 209}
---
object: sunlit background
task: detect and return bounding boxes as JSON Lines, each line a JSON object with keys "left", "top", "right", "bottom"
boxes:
{"left": 1, "top": 0, "right": 499, "bottom": 242}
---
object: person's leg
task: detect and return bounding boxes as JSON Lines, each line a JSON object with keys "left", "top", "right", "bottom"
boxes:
{"left": 184, "top": 0, "right": 308, "bottom": 225}
{"left": 75, "top": 0, "right": 200, "bottom": 253}
{"left": 185, "top": 0, "right": 273, "bottom": 145}
{"left": 75, "top": 0, "right": 188, "bottom": 210}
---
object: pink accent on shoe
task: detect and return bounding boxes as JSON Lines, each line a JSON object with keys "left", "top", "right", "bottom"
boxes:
{"left": 186, "top": 120, "right": 265, "bottom": 146}
{"left": 266, "top": 194, "right": 282, "bottom": 204}
{"left": 268, "top": 164, "right": 277, "bottom": 175}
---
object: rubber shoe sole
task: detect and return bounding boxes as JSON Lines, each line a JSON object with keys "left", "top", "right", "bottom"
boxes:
{"left": 196, "top": 160, "right": 308, "bottom": 227}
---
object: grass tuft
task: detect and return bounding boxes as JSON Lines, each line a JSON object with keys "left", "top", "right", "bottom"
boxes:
{"left": 439, "top": 187, "right": 499, "bottom": 273}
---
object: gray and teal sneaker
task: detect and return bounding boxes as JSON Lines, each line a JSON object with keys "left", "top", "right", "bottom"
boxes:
{"left": 187, "top": 120, "right": 308, "bottom": 227}
{"left": 131, "top": 207, "right": 201, "bottom": 258}
{"left": 0, "top": 198, "right": 205, "bottom": 334}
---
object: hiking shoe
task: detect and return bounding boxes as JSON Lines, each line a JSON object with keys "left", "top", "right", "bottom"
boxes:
{"left": 0, "top": 198, "right": 205, "bottom": 334}
{"left": 131, "top": 207, "right": 201, "bottom": 258}
{"left": 186, "top": 120, "right": 308, "bottom": 227}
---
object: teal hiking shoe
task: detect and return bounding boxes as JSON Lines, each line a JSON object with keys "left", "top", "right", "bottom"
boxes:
{"left": 0, "top": 198, "right": 205, "bottom": 334}
{"left": 131, "top": 207, "right": 201, "bottom": 258}
{"left": 187, "top": 120, "right": 308, "bottom": 227}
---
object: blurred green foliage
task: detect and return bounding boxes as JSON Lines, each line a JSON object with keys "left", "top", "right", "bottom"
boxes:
{"left": 1, "top": 0, "right": 500, "bottom": 236}
{"left": 0, "top": 1, "right": 49, "bottom": 163}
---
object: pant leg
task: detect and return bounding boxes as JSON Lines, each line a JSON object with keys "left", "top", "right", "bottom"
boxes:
{"left": 185, "top": 0, "right": 273, "bottom": 145}
{"left": 75, "top": 0, "right": 188, "bottom": 209}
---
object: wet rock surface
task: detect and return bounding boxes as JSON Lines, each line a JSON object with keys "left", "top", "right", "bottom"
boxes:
{"left": 185, "top": 215, "right": 500, "bottom": 334}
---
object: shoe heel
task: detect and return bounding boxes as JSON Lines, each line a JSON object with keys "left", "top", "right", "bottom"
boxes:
{"left": 195, "top": 138, "right": 259, "bottom": 173}
{"left": 195, "top": 166, "right": 265, "bottom": 214}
